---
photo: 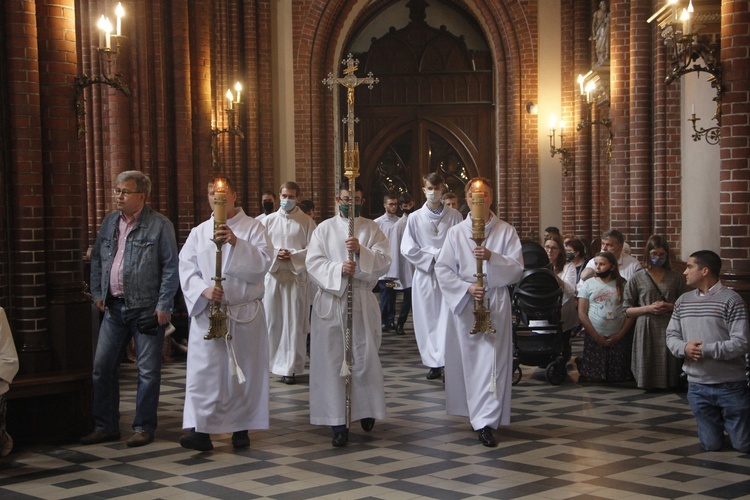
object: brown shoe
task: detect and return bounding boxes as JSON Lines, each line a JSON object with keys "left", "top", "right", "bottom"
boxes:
{"left": 126, "top": 430, "right": 153, "bottom": 448}
{"left": 80, "top": 430, "right": 121, "bottom": 445}
{"left": 0, "top": 432, "right": 14, "bottom": 457}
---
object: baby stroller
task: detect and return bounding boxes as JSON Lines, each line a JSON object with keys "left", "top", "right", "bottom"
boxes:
{"left": 511, "top": 242, "right": 569, "bottom": 385}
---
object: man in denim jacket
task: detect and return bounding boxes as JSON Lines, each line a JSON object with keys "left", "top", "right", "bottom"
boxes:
{"left": 81, "top": 170, "right": 179, "bottom": 448}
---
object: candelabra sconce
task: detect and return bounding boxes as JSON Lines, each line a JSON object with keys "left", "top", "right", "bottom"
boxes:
{"left": 649, "top": 0, "right": 722, "bottom": 135}
{"left": 210, "top": 82, "right": 246, "bottom": 168}
{"left": 548, "top": 116, "right": 572, "bottom": 177}
{"left": 688, "top": 111, "right": 720, "bottom": 145}
{"left": 576, "top": 114, "right": 614, "bottom": 164}
{"left": 75, "top": 3, "right": 131, "bottom": 139}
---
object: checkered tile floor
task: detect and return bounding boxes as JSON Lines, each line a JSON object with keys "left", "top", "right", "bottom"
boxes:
{"left": 2, "top": 328, "right": 750, "bottom": 499}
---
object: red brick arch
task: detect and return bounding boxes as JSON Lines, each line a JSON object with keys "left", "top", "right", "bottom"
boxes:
{"left": 292, "top": 0, "right": 540, "bottom": 239}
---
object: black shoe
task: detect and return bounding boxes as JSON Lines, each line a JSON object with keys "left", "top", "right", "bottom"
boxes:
{"left": 179, "top": 430, "right": 213, "bottom": 452}
{"left": 477, "top": 426, "right": 497, "bottom": 447}
{"left": 395, "top": 324, "right": 405, "bottom": 335}
{"left": 281, "top": 375, "right": 297, "bottom": 385}
{"left": 427, "top": 367, "right": 443, "bottom": 380}
{"left": 332, "top": 430, "right": 349, "bottom": 447}
{"left": 232, "top": 431, "right": 250, "bottom": 449}
{"left": 381, "top": 324, "right": 392, "bottom": 332}
{"left": 360, "top": 418, "right": 375, "bottom": 432}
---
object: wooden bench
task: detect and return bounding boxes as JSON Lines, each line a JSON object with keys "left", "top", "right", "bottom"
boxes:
{"left": 6, "top": 369, "right": 91, "bottom": 444}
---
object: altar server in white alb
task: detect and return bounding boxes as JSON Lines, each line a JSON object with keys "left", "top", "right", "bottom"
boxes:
{"left": 264, "top": 181, "right": 317, "bottom": 385}
{"left": 178, "top": 177, "right": 273, "bottom": 452}
{"left": 401, "top": 172, "right": 463, "bottom": 380}
{"left": 435, "top": 177, "right": 523, "bottom": 448}
{"left": 306, "top": 181, "right": 391, "bottom": 447}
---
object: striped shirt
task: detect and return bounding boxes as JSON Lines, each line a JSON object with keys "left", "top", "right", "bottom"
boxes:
{"left": 666, "top": 282, "right": 750, "bottom": 384}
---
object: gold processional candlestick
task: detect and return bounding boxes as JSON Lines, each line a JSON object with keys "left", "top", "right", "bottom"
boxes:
{"left": 470, "top": 186, "right": 495, "bottom": 335}
{"left": 205, "top": 178, "right": 230, "bottom": 340}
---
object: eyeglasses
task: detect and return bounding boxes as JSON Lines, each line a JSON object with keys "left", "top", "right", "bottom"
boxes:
{"left": 544, "top": 246, "right": 559, "bottom": 252}
{"left": 113, "top": 188, "right": 143, "bottom": 196}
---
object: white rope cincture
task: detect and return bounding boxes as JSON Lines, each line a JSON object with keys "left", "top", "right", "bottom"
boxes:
{"left": 223, "top": 300, "right": 261, "bottom": 385}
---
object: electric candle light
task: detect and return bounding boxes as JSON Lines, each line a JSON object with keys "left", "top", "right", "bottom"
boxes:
{"left": 578, "top": 74, "right": 585, "bottom": 96}
{"left": 97, "top": 15, "right": 106, "bottom": 48}
{"left": 104, "top": 17, "right": 112, "bottom": 49}
{"left": 692, "top": 104, "right": 696, "bottom": 116}
{"left": 234, "top": 82, "right": 242, "bottom": 104}
{"left": 226, "top": 89, "right": 234, "bottom": 110}
{"left": 115, "top": 3, "right": 124, "bottom": 37}
{"left": 549, "top": 115, "right": 557, "bottom": 135}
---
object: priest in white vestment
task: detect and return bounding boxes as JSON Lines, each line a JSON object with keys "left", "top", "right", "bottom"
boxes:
{"left": 264, "top": 182, "right": 316, "bottom": 385}
{"left": 306, "top": 181, "right": 391, "bottom": 447}
{"left": 401, "top": 172, "right": 463, "bottom": 379}
{"left": 179, "top": 178, "right": 273, "bottom": 452}
{"left": 435, "top": 177, "right": 523, "bottom": 447}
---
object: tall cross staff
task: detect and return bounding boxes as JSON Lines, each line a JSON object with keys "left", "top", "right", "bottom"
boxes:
{"left": 323, "top": 53, "right": 378, "bottom": 429}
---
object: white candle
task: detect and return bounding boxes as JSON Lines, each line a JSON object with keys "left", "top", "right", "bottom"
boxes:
{"left": 471, "top": 181, "right": 484, "bottom": 222}
{"left": 97, "top": 15, "right": 106, "bottom": 48}
{"left": 226, "top": 89, "right": 234, "bottom": 110}
{"left": 692, "top": 104, "right": 696, "bottom": 115}
{"left": 104, "top": 17, "right": 111, "bottom": 49}
{"left": 234, "top": 82, "right": 242, "bottom": 103}
{"left": 115, "top": 3, "right": 124, "bottom": 37}
{"left": 213, "top": 179, "right": 227, "bottom": 225}
{"left": 578, "top": 74, "right": 585, "bottom": 96}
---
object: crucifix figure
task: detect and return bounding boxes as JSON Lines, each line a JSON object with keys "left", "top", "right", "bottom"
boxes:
{"left": 322, "top": 53, "right": 378, "bottom": 429}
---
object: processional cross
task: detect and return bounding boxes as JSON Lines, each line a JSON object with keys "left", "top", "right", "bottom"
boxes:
{"left": 322, "top": 54, "right": 378, "bottom": 429}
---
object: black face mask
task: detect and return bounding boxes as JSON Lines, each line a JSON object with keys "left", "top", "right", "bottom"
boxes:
{"left": 596, "top": 269, "right": 612, "bottom": 279}
{"left": 262, "top": 200, "right": 274, "bottom": 215}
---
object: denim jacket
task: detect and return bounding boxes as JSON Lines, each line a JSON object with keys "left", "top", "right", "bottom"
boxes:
{"left": 90, "top": 205, "right": 180, "bottom": 313}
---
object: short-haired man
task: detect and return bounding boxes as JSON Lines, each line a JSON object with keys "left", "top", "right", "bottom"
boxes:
{"left": 179, "top": 177, "right": 273, "bottom": 451}
{"left": 580, "top": 229, "right": 641, "bottom": 282}
{"left": 375, "top": 194, "right": 401, "bottom": 332}
{"left": 306, "top": 181, "right": 391, "bottom": 447}
{"left": 666, "top": 250, "right": 750, "bottom": 453}
{"left": 395, "top": 192, "right": 416, "bottom": 333}
{"left": 264, "top": 181, "right": 317, "bottom": 385}
{"left": 442, "top": 192, "right": 459, "bottom": 210}
{"left": 435, "top": 177, "right": 524, "bottom": 447}
{"left": 401, "top": 173, "right": 463, "bottom": 379}
{"left": 257, "top": 189, "right": 276, "bottom": 224}
{"left": 82, "top": 170, "right": 179, "bottom": 447}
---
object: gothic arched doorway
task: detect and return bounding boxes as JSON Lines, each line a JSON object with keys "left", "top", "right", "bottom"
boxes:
{"left": 344, "top": 0, "right": 493, "bottom": 216}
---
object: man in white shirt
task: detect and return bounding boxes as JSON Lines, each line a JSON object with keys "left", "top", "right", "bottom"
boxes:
{"left": 401, "top": 173, "right": 463, "bottom": 380}
{"left": 580, "top": 229, "right": 641, "bottom": 282}
{"left": 264, "top": 182, "right": 317, "bottom": 385}
{"left": 375, "top": 194, "right": 401, "bottom": 332}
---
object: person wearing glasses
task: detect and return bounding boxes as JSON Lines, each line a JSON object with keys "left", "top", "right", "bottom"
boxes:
{"left": 82, "top": 170, "right": 179, "bottom": 448}
{"left": 374, "top": 194, "right": 402, "bottom": 333}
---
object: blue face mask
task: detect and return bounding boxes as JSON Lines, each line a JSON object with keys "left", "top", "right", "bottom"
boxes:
{"left": 650, "top": 256, "right": 666, "bottom": 267}
{"left": 280, "top": 198, "right": 296, "bottom": 212}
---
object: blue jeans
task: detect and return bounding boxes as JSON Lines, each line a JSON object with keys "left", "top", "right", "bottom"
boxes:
{"left": 687, "top": 381, "right": 750, "bottom": 453}
{"left": 92, "top": 299, "right": 164, "bottom": 434}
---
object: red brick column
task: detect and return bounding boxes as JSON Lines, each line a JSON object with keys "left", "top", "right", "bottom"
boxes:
{"left": 609, "top": 0, "right": 631, "bottom": 235}
{"left": 627, "top": 0, "right": 653, "bottom": 252}
{"left": 720, "top": 0, "right": 750, "bottom": 270}
{"left": 4, "top": 0, "right": 53, "bottom": 371}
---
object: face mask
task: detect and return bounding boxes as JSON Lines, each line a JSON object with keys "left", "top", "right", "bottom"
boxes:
{"left": 339, "top": 204, "right": 362, "bottom": 218}
{"left": 596, "top": 269, "right": 612, "bottom": 279}
{"left": 566, "top": 252, "right": 575, "bottom": 261}
{"left": 280, "top": 199, "right": 295, "bottom": 212}
{"left": 262, "top": 200, "right": 274, "bottom": 215}
{"left": 424, "top": 190, "right": 441, "bottom": 203}
{"left": 650, "top": 256, "right": 666, "bottom": 267}
{"left": 402, "top": 207, "right": 415, "bottom": 215}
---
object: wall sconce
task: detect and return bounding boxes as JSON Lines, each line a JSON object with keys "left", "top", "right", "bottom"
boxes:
{"left": 548, "top": 116, "right": 572, "bottom": 177}
{"left": 648, "top": 0, "right": 722, "bottom": 142}
{"left": 74, "top": 2, "right": 131, "bottom": 139}
{"left": 688, "top": 104, "right": 720, "bottom": 145}
{"left": 210, "top": 82, "right": 246, "bottom": 168}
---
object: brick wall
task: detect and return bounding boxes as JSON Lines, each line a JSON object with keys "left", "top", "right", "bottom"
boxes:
{"left": 720, "top": 0, "right": 750, "bottom": 270}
